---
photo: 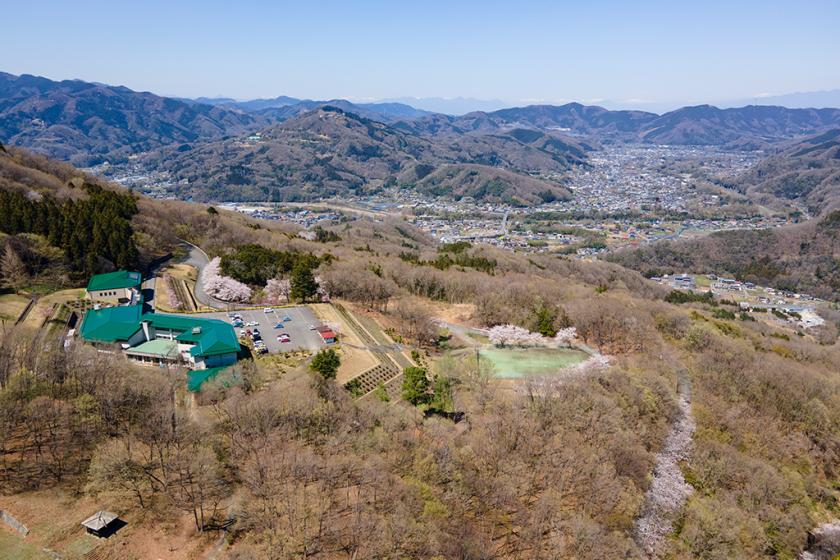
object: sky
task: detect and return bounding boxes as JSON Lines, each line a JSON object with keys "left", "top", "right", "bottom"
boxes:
{"left": 5, "top": 0, "right": 840, "bottom": 109}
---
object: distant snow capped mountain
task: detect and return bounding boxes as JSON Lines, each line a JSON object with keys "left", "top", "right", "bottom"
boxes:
{"left": 725, "top": 89, "right": 840, "bottom": 110}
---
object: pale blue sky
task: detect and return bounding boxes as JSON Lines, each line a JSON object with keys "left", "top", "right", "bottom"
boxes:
{"left": 5, "top": 0, "right": 839, "bottom": 107}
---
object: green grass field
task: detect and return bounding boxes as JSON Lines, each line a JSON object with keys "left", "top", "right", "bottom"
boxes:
{"left": 479, "top": 347, "right": 589, "bottom": 378}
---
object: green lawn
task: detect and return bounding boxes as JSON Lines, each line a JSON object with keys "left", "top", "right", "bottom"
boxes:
{"left": 695, "top": 275, "right": 712, "bottom": 287}
{"left": 479, "top": 347, "right": 589, "bottom": 378}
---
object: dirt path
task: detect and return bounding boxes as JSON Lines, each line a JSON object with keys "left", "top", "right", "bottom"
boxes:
{"left": 634, "top": 368, "right": 695, "bottom": 558}
{"left": 800, "top": 521, "right": 840, "bottom": 560}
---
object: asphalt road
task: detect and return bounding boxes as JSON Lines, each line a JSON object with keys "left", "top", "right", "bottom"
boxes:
{"left": 179, "top": 242, "right": 229, "bottom": 310}
{"left": 195, "top": 306, "right": 327, "bottom": 353}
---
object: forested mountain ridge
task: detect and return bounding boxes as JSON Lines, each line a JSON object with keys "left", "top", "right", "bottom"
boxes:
{"left": 137, "top": 106, "right": 580, "bottom": 204}
{"left": 639, "top": 104, "right": 840, "bottom": 147}
{"left": 434, "top": 103, "right": 840, "bottom": 146}
{"left": 608, "top": 210, "right": 840, "bottom": 301}
{"left": 5, "top": 72, "right": 840, "bottom": 206}
{"left": 724, "top": 128, "right": 840, "bottom": 215}
{"left": 0, "top": 72, "right": 259, "bottom": 165}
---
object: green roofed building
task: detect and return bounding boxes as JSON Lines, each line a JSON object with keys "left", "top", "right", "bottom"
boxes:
{"left": 80, "top": 305, "right": 240, "bottom": 371}
{"left": 86, "top": 270, "right": 142, "bottom": 305}
{"left": 79, "top": 304, "right": 145, "bottom": 344}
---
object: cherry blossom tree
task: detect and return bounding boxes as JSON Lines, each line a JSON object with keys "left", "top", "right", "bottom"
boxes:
{"left": 203, "top": 257, "right": 252, "bottom": 302}
{"left": 553, "top": 327, "right": 577, "bottom": 347}
{"left": 265, "top": 277, "right": 291, "bottom": 303}
{"left": 315, "top": 276, "right": 330, "bottom": 302}
{"left": 164, "top": 274, "right": 183, "bottom": 310}
{"left": 488, "top": 324, "right": 545, "bottom": 347}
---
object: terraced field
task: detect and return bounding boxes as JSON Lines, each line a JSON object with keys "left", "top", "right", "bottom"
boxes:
{"left": 335, "top": 304, "right": 411, "bottom": 398}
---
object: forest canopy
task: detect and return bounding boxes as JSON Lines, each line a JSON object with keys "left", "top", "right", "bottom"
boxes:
{"left": 0, "top": 182, "right": 139, "bottom": 274}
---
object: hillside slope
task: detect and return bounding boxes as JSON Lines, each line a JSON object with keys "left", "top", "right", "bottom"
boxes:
{"left": 0, "top": 72, "right": 258, "bottom": 165}
{"left": 727, "top": 128, "right": 840, "bottom": 215}
{"left": 137, "top": 106, "right": 579, "bottom": 204}
{"left": 1, "top": 147, "right": 840, "bottom": 560}
{"left": 608, "top": 212, "right": 840, "bottom": 300}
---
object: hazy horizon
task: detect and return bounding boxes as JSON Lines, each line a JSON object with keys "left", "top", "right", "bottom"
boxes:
{"left": 5, "top": 0, "right": 840, "bottom": 113}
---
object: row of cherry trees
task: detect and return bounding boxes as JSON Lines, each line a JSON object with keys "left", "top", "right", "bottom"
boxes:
{"left": 488, "top": 324, "right": 578, "bottom": 347}
{"left": 203, "top": 257, "right": 252, "bottom": 302}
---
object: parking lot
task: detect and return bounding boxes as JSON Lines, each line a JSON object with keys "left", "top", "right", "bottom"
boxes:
{"left": 192, "top": 306, "right": 328, "bottom": 354}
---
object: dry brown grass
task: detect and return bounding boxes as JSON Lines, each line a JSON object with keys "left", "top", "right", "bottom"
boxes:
{"left": 0, "top": 294, "right": 30, "bottom": 323}
{"left": 0, "top": 487, "right": 219, "bottom": 560}
{"left": 18, "top": 289, "right": 84, "bottom": 333}
{"left": 310, "top": 303, "right": 378, "bottom": 383}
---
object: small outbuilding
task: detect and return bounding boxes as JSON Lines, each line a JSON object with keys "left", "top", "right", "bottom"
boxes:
{"left": 316, "top": 325, "right": 337, "bottom": 344}
{"left": 86, "top": 270, "right": 142, "bottom": 305}
{"left": 81, "top": 510, "right": 124, "bottom": 538}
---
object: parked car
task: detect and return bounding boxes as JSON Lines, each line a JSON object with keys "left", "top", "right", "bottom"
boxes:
{"left": 274, "top": 322, "right": 285, "bottom": 329}
{"left": 282, "top": 315, "right": 292, "bottom": 322}
{"left": 308, "top": 324, "right": 318, "bottom": 330}
{"left": 264, "top": 308, "right": 273, "bottom": 313}
{"left": 246, "top": 329, "right": 252, "bottom": 336}
{"left": 252, "top": 334, "right": 262, "bottom": 342}
{"left": 277, "top": 334, "right": 291, "bottom": 343}
{"left": 247, "top": 321, "right": 259, "bottom": 327}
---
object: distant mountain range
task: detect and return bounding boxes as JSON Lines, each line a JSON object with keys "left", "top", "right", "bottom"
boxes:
{"left": 0, "top": 72, "right": 257, "bottom": 165}
{"left": 725, "top": 89, "right": 840, "bottom": 110}
{"left": 3, "top": 72, "right": 840, "bottom": 204}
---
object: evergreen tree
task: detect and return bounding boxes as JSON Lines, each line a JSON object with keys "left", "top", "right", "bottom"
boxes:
{"left": 290, "top": 263, "right": 319, "bottom": 302}
{"left": 310, "top": 348, "right": 340, "bottom": 379}
{"left": 401, "top": 366, "right": 431, "bottom": 406}
{"left": 533, "top": 302, "right": 558, "bottom": 337}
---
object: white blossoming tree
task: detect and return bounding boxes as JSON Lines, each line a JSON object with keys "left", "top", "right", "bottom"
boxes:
{"left": 164, "top": 274, "right": 183, "bottom": 310}
{"left": 203, "top": 257, "right": 252, "bottom": 303}
{"left": 315, "top": 275, "right": 330, "bottom": 302}
{"left": 265, "top": 277, "right": 291, "bottom": 303}
{"left": 488, "top": 324, "right": 545, "bottom": 347}
{"left": 553, "top": 327, "right": 577, "bottom": 347}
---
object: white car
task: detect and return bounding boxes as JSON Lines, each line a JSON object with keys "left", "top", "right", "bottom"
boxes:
{"left": 308, "top": 324, "right": 317, "bottom": 330}
{"left": 264, "top": 307, "right": 273, "bottom": 313}
{"left": 247, "top": 321, "right": 259, "bottom": 327}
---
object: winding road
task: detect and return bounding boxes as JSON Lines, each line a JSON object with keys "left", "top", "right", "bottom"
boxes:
{"left": 178, "top": 242, "right": 230, "bottom": 310}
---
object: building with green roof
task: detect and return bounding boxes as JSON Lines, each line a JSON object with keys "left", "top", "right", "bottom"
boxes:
{"left": 86, "top": 270, "right": 142, "bottom": 305}
{"left": 79, "top": 306, "right": 240, "bottom": 371}
{"left": 79, "top": 304, "right": 145, "bottom": 344}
